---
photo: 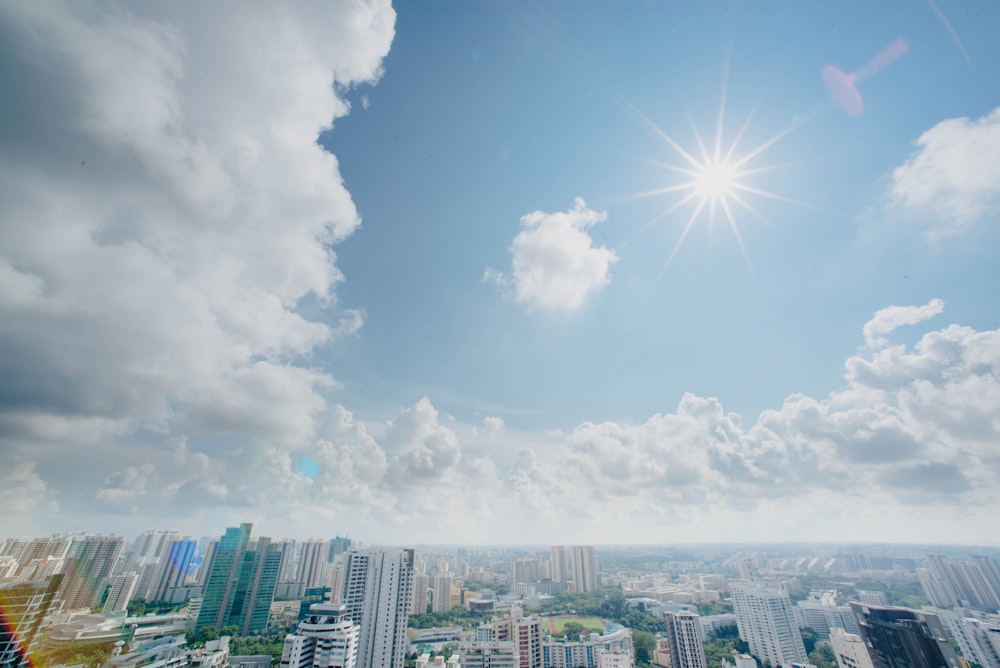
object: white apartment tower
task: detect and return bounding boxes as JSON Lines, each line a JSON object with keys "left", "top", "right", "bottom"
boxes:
{"left": 571, "top": 546, "right": 597, "bottom": 594}
{"left": 280, "top": 603, "right": 359, "bottom": 668}
{"left": 663, "top": 612, "right": 708, "bottom": 668}
{"left": 433, "top": 575, "right": 454, "bottom": 613}
{"left": 341, "top": 548, "right": 415, "bottom": 668}
{"left": 298, "top": 541, "right": 328, "bottom": 589}
{"left": 731, "top": 581, "right": 808, "bottom": 668}
{"left": 550, "top": 546, "right": 567, "bottom": 584}
{"left": 411, "top": 574, "right": 429, "bottom": 616}
{"left": 103, "top": 574, "right": 138, "bottom": 613}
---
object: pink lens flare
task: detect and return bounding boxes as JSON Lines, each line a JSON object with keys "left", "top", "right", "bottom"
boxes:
{"left": 855, "top": 37, "right": 910, "bottom": 82}
{"left": 822, "top": 65, "right": 863, "bottom": 117}
{"left": 823, "top": 37, "right": 909, "bottom": 117}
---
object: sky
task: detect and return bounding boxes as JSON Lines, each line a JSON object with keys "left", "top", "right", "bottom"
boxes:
{"left": 1, "top": 0, "right": 999, "bottom": 546}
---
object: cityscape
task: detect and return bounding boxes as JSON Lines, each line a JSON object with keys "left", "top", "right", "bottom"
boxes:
{"left": 3, "top": 527, "right": 1000, "bottom": 668}
{"left": 3, "top": 2, "right": 1000, "bottom": 668}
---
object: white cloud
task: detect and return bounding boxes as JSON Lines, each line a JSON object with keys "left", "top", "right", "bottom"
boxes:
{"left": 862, "top": 298, "right": 944, "bottom": 345}
{"left": 889, "top": 106, "right": 1000, "bottom": 236}
{"left": 0, "top": 0, "right": 395, "bottom": 528}
{"left": 483, "top": 416, "right": 505, "bottom": 432}
{"left": 486, "top": 197, "right": 618, "bottom": 312}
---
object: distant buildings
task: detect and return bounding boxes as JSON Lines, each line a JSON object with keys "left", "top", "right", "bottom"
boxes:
{"left": 195, "top": 523, "right": 281, "bottom": 635}
{"left": 730, "top": 580, "right": 808, "bottom": 668}
{"left": 919, "top": 555, "right": 1000, "bottom": 611}
{"left": 60, "top": 535, "right": 125, "bottom": 611}
{"left": 550, "top": 547, "right": 567, "bottom": 586}
{"left": 571, "top": 547, "right": 598, "bottom": 594}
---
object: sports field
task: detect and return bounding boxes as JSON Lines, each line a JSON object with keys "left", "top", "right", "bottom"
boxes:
{"left": 546, "top": 615, "right": 606, "bottom": 635}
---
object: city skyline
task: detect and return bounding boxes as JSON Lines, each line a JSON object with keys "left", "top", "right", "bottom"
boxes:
{"left": 2, "top": 1, "right": 1000, "bottom": 546}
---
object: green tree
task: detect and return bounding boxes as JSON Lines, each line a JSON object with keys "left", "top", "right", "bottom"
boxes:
{"left": 801, "top": 628, "right": 818, "bottom": 654}
{"left": 808, "top": 644, "right": 837, "bottom": 668}
{"left": 632, "top": 630, "right": 656, "bottom": 665}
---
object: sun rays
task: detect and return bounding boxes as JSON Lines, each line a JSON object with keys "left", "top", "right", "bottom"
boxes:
{"left": 626, "top": 96, "right": 807, "bottom": 270}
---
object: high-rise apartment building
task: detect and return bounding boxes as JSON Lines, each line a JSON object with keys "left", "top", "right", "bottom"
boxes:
{"left": 0, "top": 575, "right": 63, "bottom": 668}
{"left": 298, "top": 541, "right": 327, "bottom": 590}
{"left": 150, "top": 538, "right": 200, "bottom": 602}
{"left": 571, "top": 547, "right": 597, "bottom": 594}
{"left": 493, "top": 612, "right": 542, "bottom": 668}
{"left": 731, "top": 581, "right": 808, "bottom": 668}
{"left": 411, "top": 574, "right": 429, "bottom": 616}
{"left": 341, "top": 549, "right": 414, "bottom": 668}
{"left": 851, "top": 603, "right": 961, "bottom": 668}
{"left": 550, "top": 547, "right": 567, "bottom": 585}
{"left": 103, "top": 574, "right": 138, "bottom": 613}
{"left": 196, "top": 524, "right": 282, "bottom": 635}
{"left": 923, "top": 554, "right": 1000, "bottom": 610}
{"left": 59, "top": 535, "right": 125, "bottom": 610}
{"left": 280, "top": 603, "right": 359, "bottom": 668}
{"left": 663, "top": 612, "right": 708, "bottom": 668}
{"left": 433, "top": 575, "right": 454, "bottom": 613}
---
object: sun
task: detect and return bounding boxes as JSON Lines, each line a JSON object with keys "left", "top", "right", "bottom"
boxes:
{"left": 627, "top": 99, "right": 805, "bottom": 268}
{"left": 694, "top": 157, "right": 737, "bottom": 200}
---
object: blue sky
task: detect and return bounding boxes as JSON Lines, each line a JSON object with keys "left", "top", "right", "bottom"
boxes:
{"left": 1, "top": 0, "right": 999, "bottom": 545}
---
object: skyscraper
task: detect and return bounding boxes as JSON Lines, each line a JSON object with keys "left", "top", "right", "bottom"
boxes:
{"left": 550, "top": 546, "right": 567, "bottom": 585}
{"left": 59, "top": 535, "right": 125, "bottom": 611}
{"left": 731, "top": 580, "right": 808, "bottom": 668}
{"left": 196, "top": 523, "right": 281, "bottom": 635}
{"left": 298, "top": 541, "right": 327, "bottom": 590}
{"left": 663, "top": 612, "right": 708, "bottom": 668}
{"left": 411, "top": 574, "right": 429, "bottom": 616}
{"left": 341, "top": 549, "right": 414, "bottom": 668}
{"left": 570, "top": 546, "right": 597, "bottom": 594}
{"left": 851, "top": 603, "right": 961, "bottom": 668}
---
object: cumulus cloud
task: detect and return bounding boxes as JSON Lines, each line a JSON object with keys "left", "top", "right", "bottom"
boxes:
{"left": 889, "top": 106, "right": 1000, "bottom": 236}
{"left": 485, "top": 197, "right": 618, "bottom": 312}
{"left": 0, "top": 1, "right": 395, "bottom": 525}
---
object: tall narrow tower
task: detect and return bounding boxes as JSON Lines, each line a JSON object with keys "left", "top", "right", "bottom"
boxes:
{"left": 550, "top": 546, "right": 567, "bottom": 584}
{"left": 570, "top": 546, "right": 597, "bottom": 594}
{"left": 664, "top": 612, "right": 708, "bottom": 668}
{"left": 340, "top": 549, "right": 414, "bottom": 668}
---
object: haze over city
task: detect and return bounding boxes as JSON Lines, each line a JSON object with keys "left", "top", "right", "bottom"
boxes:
{"left": 2, "top": 0, "right": 1000, "bottom": 546}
